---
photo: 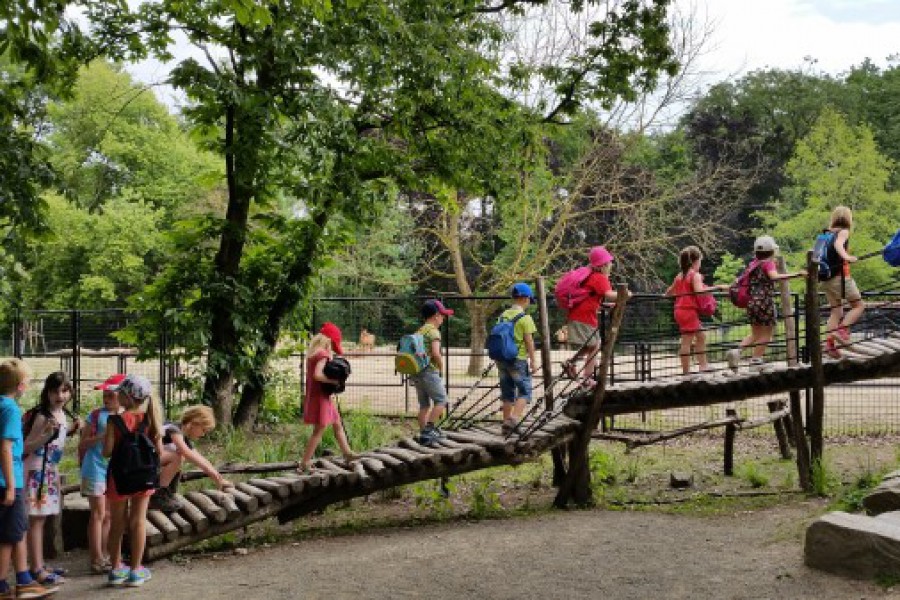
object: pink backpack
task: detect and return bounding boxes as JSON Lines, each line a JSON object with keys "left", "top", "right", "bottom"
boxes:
{"left": 554, "top": 267, "right": 594, "bottom": 310}
{"left": 728, "top": 259, "right": 760, "bottom": 309}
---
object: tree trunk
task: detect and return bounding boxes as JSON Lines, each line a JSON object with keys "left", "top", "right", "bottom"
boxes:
{"left": 233, "top": 369, "right": 265, "bottom": 427}
{"left": 467, "top": 303, "right": 487, "bottom": 376}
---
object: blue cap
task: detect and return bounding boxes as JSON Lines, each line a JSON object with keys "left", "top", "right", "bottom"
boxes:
{"left": 511, "top": 282, "right": 535, "bottom": 303}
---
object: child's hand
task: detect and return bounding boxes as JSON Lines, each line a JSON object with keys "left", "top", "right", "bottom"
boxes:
{"left": 846, "top": 255, "right": 858, "bottom": 263}
{"left": 217, "top": 478, "right": 235, "bottom": 490}
{"left": 70, "top": 417, "right": 83, "bottom": 434}
{"left": 2, "top": 488, "right": 14, "bottom": 506}
{"left": 40, "top": 418, "right": 58, "bottom": 441}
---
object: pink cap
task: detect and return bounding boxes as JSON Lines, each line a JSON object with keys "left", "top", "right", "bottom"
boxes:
{"left": 94, "top": 373, "right": 126, "bottom": 391}
{"left": 589, "top": 246, "right": 614, "bottom": 268}
{"left": 320, "top": 322, "right": 344, "bottom": 355}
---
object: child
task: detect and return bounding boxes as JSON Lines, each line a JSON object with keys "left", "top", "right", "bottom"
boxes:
{"left": 665, "top": 246, "right": 727, "bottom": 374}
{"left": 297, "top": 323, "right": 359, "bottom": 473}
{"left": 150, "top": 405, "right": 233, "bottom": 513}
{"left": 820, "top": 206, "right": 864, "bottom": 358}
{"left": 726, "top": 236, "right": 805, "bottom": 371}
{"left": 24, "top": 371, "right": 82, "bottom": 586}
{"left": 0, "top": 358, "right": 57, "bottom": 599}
{"left": 78, "top": 373, "right": 125, "bottom": 573}
{"left": 102, "top": 374, "right": 162, "bottom": 587}
{"left": 498, "top": 283, "right": 539, "bottom": 434}
{"left": 411, "top": 299, "right": 453, "bottom": 446}
{"left": 562, "top": 246, "right": 619, "bottom": 384}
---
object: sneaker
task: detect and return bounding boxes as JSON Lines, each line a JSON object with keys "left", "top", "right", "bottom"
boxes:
{"left": 0, "top": 587, "right": 11, "bottom": 600}
{"left": 836, "top": 325, "right": 851, "bottom": 345}
{"left": 725, "top": 349, "right": 741, "bottom": 372}
{"left": 149, "top": 487, "right": 183, "bottom": 513}
{"left": 108, "top": 565, "right": 130, "bottom": 586}
{"left": 124, "top": 567, "right": 151, "bottom": 587}
{"left": 417, "top": 428, "right": 439, "bottom": 447}
{"left": 825, "top": 336, "right": 842, "bottom": 359}
{"left": 501, "top": 418, "right": 518, "bottom": 435}
{"left": 15, "top": 580, "right": 58, "bottom": 599}
{"left": 432, "top": 426, "right": 447, "bottom": 440}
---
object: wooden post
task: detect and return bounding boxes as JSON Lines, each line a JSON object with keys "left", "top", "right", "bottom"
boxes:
{"left": 723, "top": 408, "right": 737, "bottom": 476}
{"left": 805, "top": 251, "right": 826, "bottom": 464}
{"left": 767, "top": 400, "right": 791, "bottom": 459}
{"left": 555, "top": 284, "right": 629, "bottom": 508}
{"left": 777, "top": 256, "right": 811, "bottom": 491}
{"left": 536, "top": 276, "right": 566, "bottom": 485}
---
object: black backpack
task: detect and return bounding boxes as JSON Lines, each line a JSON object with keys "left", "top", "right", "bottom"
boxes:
{"left": 322, "top": 356, "right": 352, "bottom": 395}
{"left": 108, "top": 414, "right": 160, "bottom": 495}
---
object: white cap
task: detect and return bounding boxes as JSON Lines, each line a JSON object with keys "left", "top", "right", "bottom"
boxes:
{"left": 109, "top": 374, "right": 152, "bottom": 401}
{"left": 754, "top": 235, "right": 779, "bottom": 252}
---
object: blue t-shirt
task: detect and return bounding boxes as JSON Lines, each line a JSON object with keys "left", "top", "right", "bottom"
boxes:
{"left": 0, "top": 395, "right": 24, "bottom": 489}
{"left": 80, "top": 408, "right": 111, "bottom": 482}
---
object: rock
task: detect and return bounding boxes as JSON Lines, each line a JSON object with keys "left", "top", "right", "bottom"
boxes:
{"left": 669, "top": 472, "right": 693, "bottom": 489}
{"left": 862, "top": 479, "right": 900, "bottom": 515}
{"left": 234, "top": 547, "right": 249, "bottom": 556}
{"left": 805, "top": 512, "right": 900, "bottom": 579}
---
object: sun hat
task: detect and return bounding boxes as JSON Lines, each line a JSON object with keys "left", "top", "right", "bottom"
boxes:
{"left": 589, "top": 246, "right": 615, "bottom": 268}
{"left": 319, "top": 322, "right": 344, "bottom": 355}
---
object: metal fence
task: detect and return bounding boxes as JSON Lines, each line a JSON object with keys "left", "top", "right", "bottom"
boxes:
{"left": 3, "top": 293, "right": 900, "bottom": 434}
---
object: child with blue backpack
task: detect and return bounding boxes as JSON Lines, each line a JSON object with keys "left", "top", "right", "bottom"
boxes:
{"left": 496, "top": 283, "right": 538, "bottom": 435}
{"left": 818, "top": 206, "right": 864, "bottom": 358}
{"left": 409, "top": 300, "right": 453, "bottom": 446}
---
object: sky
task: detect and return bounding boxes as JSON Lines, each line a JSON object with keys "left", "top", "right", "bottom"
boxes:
{"left": 128, "top": 0, "right": 900, "bottom": 111}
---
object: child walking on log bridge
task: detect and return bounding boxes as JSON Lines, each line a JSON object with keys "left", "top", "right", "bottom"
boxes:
{"left": 726, "top": 236, "right": 805, "bottom": 371}
{"left": 409, "top": 299, "right": 454, "bottom": 447}
{"left": 819, "top": 205, "right": 865, "bottom": 358}
{"left": 298, "top": 323, "right": 359, "bottom": 473}
{"left": 497, "top": 283, "right": 539, "bottom": 434}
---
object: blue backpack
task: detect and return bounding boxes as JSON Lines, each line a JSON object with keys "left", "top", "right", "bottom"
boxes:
{"left": 812, "top": 230, "right": 841, "bottom": 281}
{"left": 395, "top": 333, "right": 430, "bottom": 375}
{"left": 487, "top": 312, "right": 526, "bottom": 362}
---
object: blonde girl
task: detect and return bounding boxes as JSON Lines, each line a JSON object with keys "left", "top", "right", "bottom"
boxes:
{"left": 102, "top": 374, "right": 162, "bottom": 587}
{"left": 298, "top": 324, "right": 358, "bottom": 473}
{"left": 820, "top": 206, "right": 864, "bottom": 357}
{"left": 666, "top": 247, "right": 727, "bottom": 374}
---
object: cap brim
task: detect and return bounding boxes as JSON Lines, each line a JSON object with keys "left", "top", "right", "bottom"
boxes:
{"left": 439, "top": 308, "right": 454, "bottom": 316}
{"left": 333, "top": 341, "right": 344, "bottom": 355}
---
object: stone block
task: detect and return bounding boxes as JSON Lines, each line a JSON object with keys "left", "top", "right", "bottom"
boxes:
{"left": 805, "top": 511, "right": 900, "bottom": 579}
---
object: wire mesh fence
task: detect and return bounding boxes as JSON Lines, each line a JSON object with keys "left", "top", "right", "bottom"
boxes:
{"left": 2, "top": 292, "right": 899, "bottom": 434}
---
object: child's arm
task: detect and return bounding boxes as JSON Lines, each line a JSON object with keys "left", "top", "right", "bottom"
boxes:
{"left": 429, "top": 339, "right": 443, "bottom": 373}
{"left": 835, "top": 229, "right": 857, "bottom": 263}
{"left": 523, "top": 332, "right": 537, "bottom": 371}
{"left": 102, "top": 421, "right": 116, "bottom": 458}
{"left": 312, "top": 355, "right": 340, "bottom": 386}
{"left": 765, "top": 264, "right": 807, "bottom": 281}
{"left": 170, "top": 433, "right": 233, "bottom": 490}
{"left": 1, "top": 440, "right": 14, "bottom": 506}
{"left": 665, "top": 278, "right": 676, "bottom": 296}
{"left": 23, "top": 413, "right": 58, "bottom": 455}
{"left": 690, "top": 273, "right": 729, "bottom": 293}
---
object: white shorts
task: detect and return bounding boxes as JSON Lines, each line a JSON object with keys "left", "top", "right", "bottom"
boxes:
{"left": 80, "top": 477, "right": 107, "bottom": 497}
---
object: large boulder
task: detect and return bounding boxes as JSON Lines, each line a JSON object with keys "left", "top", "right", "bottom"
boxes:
{"left": 805, "top": 511, "right": 900, "bottom": 579}
{"left": 862, "top": 478, "right": 900, "bottom": 515}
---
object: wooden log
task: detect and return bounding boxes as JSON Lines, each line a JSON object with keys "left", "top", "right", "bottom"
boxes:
{"left": 377, "top": 446, "right": 436, "bottom": 470}
{"left": 445, "top": 430, "right": 515, "bottom": 456}
{"left": 179, "top": 460, "right": 300, "bottom": 483}
{"left": 168, "top": 511, "right": 193, "bottom": 535}
{"left": 247, "top": 478, "right": 291, "bottom": 499}
{"left": 201, "top": 490, "right": 241, "bottom": 521}
{"left": 846, "top": 341, "right": 886, "bottom": 357}
{"left": 365, "top": 451, "right": 409, "bottom": 474}
{"left": 235, "top": 482, "right": 272, "bottom": 506}
{"left": 857, "top": 340, "right": 898, "bottom": 355}
{"left": 436, "top": 439, "right": 491, "bottom": 463}
{"left": 146, "top": 509, "right": 180, "bottom": 542}
{"left": 767, "top": 400, "right": 792, "bottom": 460}
{"left": 398, "top": 438, "right": 463, "bottom": 464}
{"left": 226, "top": 486, "right": 259, "bottom": 513}
{"left": 174, "top": 494, "right": 209, "bottom": 533}
{"left": 315, "top": 459, "right": 356, "bottom": 486}
{"left": 350, "top": 462, "right": 373, "bottom": 489}
{"left": 357, "top": 457, "right": 392, "bottom": 484}
{"left": 724, "top": 409, "right": 737, "bottom": 477}
{"left": 872, "top": 337, "right": 900, "bottom": 352}
{"left": 185, "top": 491, "right": 227, "bottom": 524}
{"left": 269, "top": 476, "right": 305, "bottom": 495}
{"left": 144, "top": 519, "right": 165, "bottom": 546}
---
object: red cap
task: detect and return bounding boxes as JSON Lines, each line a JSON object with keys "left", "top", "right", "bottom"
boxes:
{"left": 422, "top": 299, "right": 454, "bottom": 318}
{"left": 319, "top": 322, "right": 344, "bottom": 355}
{"left": 94, "top": 373, "right": 126, "bottom": 391}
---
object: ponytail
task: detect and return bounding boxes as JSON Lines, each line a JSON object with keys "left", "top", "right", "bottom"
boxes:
{"left": 679, "top": 246, "right": 702, "bottom": 277}
{"left": 140, "top": 395, "right": 164, "bottom": 442}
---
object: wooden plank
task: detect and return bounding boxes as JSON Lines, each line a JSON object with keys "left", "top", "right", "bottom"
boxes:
{"left": 226, "top": 486, "right": 258, "bottom": 513}
{"left": 269, "top": 476, "right": 305, "bottom": 495}
{"left": 168, "top": 511, "right": 193, "bottom": 535}
{"left": 377, "top": 447, "right": 431, "bottom": 470}
{"left": 143, "top": 519, "right": 165, "bottom": 546}
{"left": 201, "top": 489, "right": 241, "bottom": 521}
{"left": 184, "top": 491, "right": 227, "bottom": 523}
{"left": 398, "top": 438, "right": 464, "bottom": 464}
{"left": 146, "top": 509, "right": 179, "bottom": 542}
{"left": 365, "top": 451, "right": 409, "bottom": 474}
{"left": 247, "top": 478, "right": 291, "bottom": 499}
{"left": 235, "top": 482, "right": 272, "bottom": 506}
{"left": 174, "top": 493, "right": 209, "bottom": 533}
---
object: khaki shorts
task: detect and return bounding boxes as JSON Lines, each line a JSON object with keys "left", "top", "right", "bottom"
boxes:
{"left": 820, "top": 276, "right": 862, "bottom": 306}
{"left": 567, "top": 320, "right": 599, "bottom": 348}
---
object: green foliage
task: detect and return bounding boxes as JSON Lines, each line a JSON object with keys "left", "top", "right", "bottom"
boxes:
{"left": 468, "top": 476, "right": 503, "bottom": 519}
{"left": 713, "top": 252, "right": 745, "bottom": 285}
{"left": 739, "top": 462, "right": 769, "bottom": 488}
{"left": 412, "top": 480, "right": 455, "bottom": 518}
{"left": 320, "top": 409, "right": 396, "bottom": 454}
{"left": 811, "top": 459, "right": 840, "bottom": 497}
{"left": 832, "top": 469, "right": 881, "bottom": 513}
{"left": 589, "top": 449, "right": 618, "bottom": 486}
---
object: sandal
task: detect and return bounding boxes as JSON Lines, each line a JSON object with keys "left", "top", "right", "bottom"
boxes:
{"left": 824, "top": 336, "right": 842, "bottom": 359}
{"left": 296, "top": 461, "right": 314, "bottom": 475}
{"left": 91, "top": 559, "right": 112, "bottom": 574}
{"left": 44, "top": 565, "right": 68, "bottom": 577}
{"left": 31, "top": 568, "right": 64, "bottom": 585}
{"left": 342, "top": 452, "right": 361, "bottom": 466}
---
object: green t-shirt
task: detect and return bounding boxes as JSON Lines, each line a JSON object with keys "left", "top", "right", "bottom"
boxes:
{"left": 499, "top": 306, "right": 538, "bottom": 360}
{"left": 417, "top": 323, "right": 441, "bottom": 371}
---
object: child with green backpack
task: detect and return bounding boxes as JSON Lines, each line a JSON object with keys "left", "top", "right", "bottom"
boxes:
{"left": 396, "top": 299, "right": 453, "bottom": 446}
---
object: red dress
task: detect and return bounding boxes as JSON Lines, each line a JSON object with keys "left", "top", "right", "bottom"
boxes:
{"left": 672, "top": 270, "right": 702, "bottom": 334}
{"left": 303, "top": 349, "right": 340, "bottom": 426}
{"left": 106, "top": 411, "right": 156, "bottom": 501}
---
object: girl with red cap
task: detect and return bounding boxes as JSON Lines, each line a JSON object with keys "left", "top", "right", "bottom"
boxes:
{"left": 298, "top": 323, "right": 358, "bottom": 472}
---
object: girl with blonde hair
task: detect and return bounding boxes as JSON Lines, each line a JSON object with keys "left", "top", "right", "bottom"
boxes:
{"left": 820, "top": 205, "right": 864, "bottom": 357}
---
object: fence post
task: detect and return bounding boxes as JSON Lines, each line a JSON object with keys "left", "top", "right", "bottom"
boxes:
{"left": 804, "top": 251, "right": 826, "bottom": 464}
{"left": 536, "top": 277, "right": 566, "bottom": 485}
{"left": 441, "top": 297, "right": 450, "bottom": 393}
{"left": 159, "top": 313, "right": 168, "bottom": 418}
{"left": 70, "top": 310, "right": 81, "bottom": 410}
{"left": 13, "top": 307, "right": 22, "bottom": 359}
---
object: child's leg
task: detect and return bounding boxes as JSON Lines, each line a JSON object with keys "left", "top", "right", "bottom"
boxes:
{"left": 159, "top": 449, "right": 184, "bottom": 489}
{"left": 751, "top": 325, "right": 773, "bottom": 359}
{"left": 26, "top": 515, "right": 45, "bottom": 574}
{"left": 842, "top": 298, "right": 865, "bottom": 329}
{"left": 0, "top": 542, "right": 11, "bottom": 583}
{"left": 501, "top": 400, "right": 513, "bottom": 422}
{"left": 87, "top": 495, "right": 106, "bottom": 565}
{"left": 106, "top": 498, "right": 128, "bottom": 568}
{"left": 694, "top": 331, "right": 709, "bottom": 370}
{"left": 300, "top": 425, "right": 328, "bottom": 467}
{"left": 101, "top": 496, "right": 111, "bottom": 559}
{"left": 428, "top": 403, "right": 445, "bottom": 425}
{"left": 678, "top": 334, "right": 693, "bottom": 374}
{"left": 581, "top": 344, "right": 600, "bottom": 379}
{"left": 331, "top": 422, "right": 356, "bottom": 459}
{"left": 127, "top": 496, "right": 151, "bottom": 570}
{"left": 512, "top": 398, "right": 527, "bottom": 421}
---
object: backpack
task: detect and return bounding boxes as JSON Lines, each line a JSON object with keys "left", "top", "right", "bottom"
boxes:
{"left": 322, "top": 356, "right": 352, "bottom": 394}
{"left": 728, "top": 260, "right": 760, "bottom": 309}
{"left": 812, "top": 229, "right": 841, "bottom": 281}
{"left": 395, "top": 333, "right": 430, "bottom": 375}
{"left": 554, "top": 267, "right": 594, "bottom": 310}
{"left": 21, "top": 405, "right": 52, "bottom": 442}
{"left": 108, "top": 414, "right": 160, "bottom": 495}
{"left": 487, "top": 312, "right": 526, "bottom": 362}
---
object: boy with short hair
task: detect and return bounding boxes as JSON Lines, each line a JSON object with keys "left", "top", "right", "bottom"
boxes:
{"left": 498, "top": 283, "right": 539, "bottom": 434}
{"left": 0, "top": 358, "right": 57, "bottom": 599}
{"left": 411, "top": 299, "right": 454, "bottom": 447}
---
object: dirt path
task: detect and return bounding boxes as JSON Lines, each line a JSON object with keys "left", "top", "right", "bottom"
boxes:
{"left": 59, "top": 503, "right": 888, "bottom": 599}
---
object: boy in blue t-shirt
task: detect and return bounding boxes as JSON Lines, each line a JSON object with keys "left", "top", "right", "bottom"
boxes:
{"left": 0, "top": 358, "right": 57, "bottom": 599}
{"left": 498, "top": 283, "right": 538, "bottom": 435}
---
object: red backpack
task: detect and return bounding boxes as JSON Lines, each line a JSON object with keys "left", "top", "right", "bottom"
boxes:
{"left": 728, "top": 260, "right": 760, "bottom": 309}
{"left": 554, "top": 267, "right": 594, "bottom": 310}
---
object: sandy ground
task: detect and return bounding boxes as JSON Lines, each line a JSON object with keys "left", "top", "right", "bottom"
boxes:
{"left": 55, "top": 503, "right": 889, "bottom": 600}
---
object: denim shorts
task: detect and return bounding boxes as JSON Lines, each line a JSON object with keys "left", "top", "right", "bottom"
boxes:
{"left": 0, "top": 488, "right": 27, "bottom": 543}
{"left": 411, "top": 368, "right": 448, "bottom": 409}
{"left": 498, "top": 359, "right": 532, "bottom": 403}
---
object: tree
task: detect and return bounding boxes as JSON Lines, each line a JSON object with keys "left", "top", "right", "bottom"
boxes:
{"left": 763, "top": 108, "right": 900, "bottom": 289}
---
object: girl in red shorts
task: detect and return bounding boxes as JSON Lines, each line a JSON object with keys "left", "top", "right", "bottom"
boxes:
{"left": 666, "top": 246, "right": 727, "bottom": 374}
